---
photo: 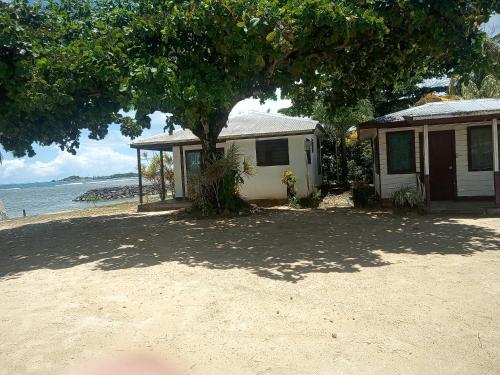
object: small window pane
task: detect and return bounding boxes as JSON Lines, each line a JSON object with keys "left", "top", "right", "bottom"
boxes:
{"left": 374, "top": 136, "right": 380, "bottom": 174}
{"left": 185, "top": 148, "right": 224, "bottom": 176}
{"left": 256, "top": 139, "right": 289, "bottom": 166}
{"left": 185, "top": 150, "right": 202, "bottom": 176}
{"left": 386, "top": 131, "right": 415, "bottom": 174}
{"left": 306, "top": 149, "right": 311, "bottom": 164}
{"left": 316, "top": 138, "right": 321, "bottom": 174}
{"left": 469, "top": 127, "right": 492, "bottom": 171}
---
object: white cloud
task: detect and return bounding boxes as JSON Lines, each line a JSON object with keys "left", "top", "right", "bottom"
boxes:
{"left": 230, "top": 90, "right": 291, "bottom": 118}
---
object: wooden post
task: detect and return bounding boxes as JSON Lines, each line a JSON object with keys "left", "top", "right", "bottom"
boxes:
{"left": 137, "top": 148, "right": 143, "bottom": 204}
{"left": 423, "top": 124, "right": 431, "bottom": 207}
{"left": 159, "top": 150, "right": 166, "bottom": 201}
{"left": 492, "top": 118, "right": 500, "bottom": 205}
{"left": 180, "top": 145, "right": 186, "bottom": 198}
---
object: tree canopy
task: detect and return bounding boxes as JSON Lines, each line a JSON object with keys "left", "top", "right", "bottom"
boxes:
{"left": 1, "top": 0, "right": 499, "bottom": 159}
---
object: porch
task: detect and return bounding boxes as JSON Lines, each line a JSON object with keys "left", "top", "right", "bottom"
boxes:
{"left": 137, "top": 198, "right": 191, "bottom": 213}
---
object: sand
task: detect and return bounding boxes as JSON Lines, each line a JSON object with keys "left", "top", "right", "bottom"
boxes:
{"left": 1, "top": 205, "right": 500, "bottom": 374}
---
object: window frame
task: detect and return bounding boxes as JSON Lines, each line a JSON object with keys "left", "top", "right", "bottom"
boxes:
{"left": 467, "top": 125, "right": 494, "bottom": 172}
{"left": 385, "top": 130, "right": 416, "bottom": 175}
{"left": 185, "top": 147, "right": 224, "bottom": 176}
{"left": 316, "top": 138, "right": 321, "bottom": 174}
{"left": 255, "top": 138, "right": 290, "bottom": 167}
{"left": 373, "top": 135, "right": 380, "bottom": 174}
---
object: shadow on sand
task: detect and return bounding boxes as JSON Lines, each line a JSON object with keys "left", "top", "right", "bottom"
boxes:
{"left": 1, "top": 208, "right": 499, "bottom": 282}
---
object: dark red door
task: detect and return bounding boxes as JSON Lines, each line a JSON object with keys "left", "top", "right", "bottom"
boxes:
{"left": 428, "top": 131, "right": 456, "bottom": 201}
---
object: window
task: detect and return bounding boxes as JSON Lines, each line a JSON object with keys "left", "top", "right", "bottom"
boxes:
{"left": 306, "top": 149, "right": 311, "bottom": 164}
{"left": 185, "top": 150, "right": 202, "bottom": 176}
{"left": 185, "top": 148, "right": 224, "bottom": 176}
{"left": 386, "top": 130, "right": 415, "bottom": 174}
{"left": 317, "top": 138, "right": 321, "bottom": 174}
{"left": 373, "top": 136, "right": 380, "bottom": 174}
{"left": 256, "top": 139, "right": 289, "bottom": 166}
{"left": 468, "top": 126, "right": 494, "bottom": 171}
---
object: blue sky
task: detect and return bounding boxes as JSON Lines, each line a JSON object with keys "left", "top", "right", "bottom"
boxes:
{"left": 1, "top": 14, "right": 499, "bottom": 184}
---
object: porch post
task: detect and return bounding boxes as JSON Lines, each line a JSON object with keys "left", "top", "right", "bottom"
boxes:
{"left": 159, "top": 150, "right": 166, "bottom": 201}
{"left": 423, "top": 124, "right": 431, "bottom": 207}
{"left": 137, "top": 148, "right": 143, "bottom": 204}
{"left": 492, "top": 118, "right": 500, "bottom": 205}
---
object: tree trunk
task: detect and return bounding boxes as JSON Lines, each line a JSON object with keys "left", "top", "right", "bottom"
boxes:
{"left": 196, "top": 112, "right": 228, "bottom": 166}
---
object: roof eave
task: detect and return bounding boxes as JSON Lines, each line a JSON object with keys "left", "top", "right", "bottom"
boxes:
{"left": 130, "top": 128, "right": 320, "bottom": 149}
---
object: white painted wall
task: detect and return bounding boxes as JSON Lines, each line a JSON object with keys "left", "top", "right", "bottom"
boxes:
{"left": 374, "top": 122, "right": 494, "bottom": 199}
{"left": 172, "top": 132, "right": 322, "bottom": 200}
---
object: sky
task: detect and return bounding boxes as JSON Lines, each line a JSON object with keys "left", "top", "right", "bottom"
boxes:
{"left": 1, "top": 13, "right": 499, "bottom": 184}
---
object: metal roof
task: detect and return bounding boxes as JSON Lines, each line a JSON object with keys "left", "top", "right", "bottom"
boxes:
{"left": 131, "top": 111, "right": 321, "bottom": 148}
{"left": 364, "top": 99, "right": 500, "bottom": 126}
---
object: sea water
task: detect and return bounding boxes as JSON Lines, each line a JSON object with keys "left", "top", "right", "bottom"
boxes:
{"left": 0, "top": 178, "right": 141, "bottom": 218}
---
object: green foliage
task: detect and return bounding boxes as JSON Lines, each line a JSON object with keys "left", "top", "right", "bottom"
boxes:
{"left": 391, "top": 187, "right": 423, "bottom": 209}
{"left": 352, "top": 182, "right": 375, "bottom": 208}
{"left": 85, "top": 193, "right": 100, "bottom": 207}
{"left": 281, "top": 170, "right": 297, "bottom": 203}
{"left": 460, "top": 74, "right": 500, "bottom": 99}
{"left": 297, "top": 189, "right": 323, "bottom": 208}
{"left": 141, "top": 152, "right": 175, "bottom": 198}
{"left": 1, "top": 0, "right": 499, "bottom": 160}
{"left": 187, "top": 144, "right": 254, "bottom": 215}
{"left": 283, "top": 98, "right": 374, "bottom": 187}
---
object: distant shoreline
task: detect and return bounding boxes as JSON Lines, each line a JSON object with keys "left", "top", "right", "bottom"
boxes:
{"left": 0, "top": 174, "right": 139, "bottom": 189}
{"left": 53, "top": 172, "right": 138, "bottom": 183}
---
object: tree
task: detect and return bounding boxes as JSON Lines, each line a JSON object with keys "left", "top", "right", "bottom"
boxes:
{"left": 141, "top": 152, "right": 175, "bottom": 198}
{"left": 2, "top": 0, "right": 499, "bottom": 157}
{"left": 449, "top": 74, "right": 500, "bottom": 99}
{"left": 283, "top": 99, "right": 373, "bottom": 186}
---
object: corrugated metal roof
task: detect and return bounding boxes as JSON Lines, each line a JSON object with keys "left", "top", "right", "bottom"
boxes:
{"left": 368, "top": 99, "right": 500, "bottom": 125}
{"left": 131, "top": 111, "right": 321, "bottom": 148}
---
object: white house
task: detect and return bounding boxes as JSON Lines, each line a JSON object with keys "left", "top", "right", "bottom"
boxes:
{"left": 358, "top": 99, "right": 500, "bottom": 206}
{"left": 131, "top": 111, "right": 324, "bottom": 201}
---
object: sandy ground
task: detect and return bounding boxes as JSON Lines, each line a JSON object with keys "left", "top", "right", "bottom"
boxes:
{"left": 1, "top": 204, "right": 500, "bottom": 374}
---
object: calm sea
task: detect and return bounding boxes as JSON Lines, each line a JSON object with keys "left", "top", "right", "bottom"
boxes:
{"left": 0, "top": 178, "right": 141, "bottom": 219}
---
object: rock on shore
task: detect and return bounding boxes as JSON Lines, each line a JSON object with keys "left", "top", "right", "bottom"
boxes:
{"left": 0, "top": 199, "right": 8, "bottom": 221}
{"left": 73, "top": 185, "right": 157, "bottom": 202}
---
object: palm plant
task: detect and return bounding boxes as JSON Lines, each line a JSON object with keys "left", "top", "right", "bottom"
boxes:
{"left": 312, "top": 99, "right": 374, "bottom": 186}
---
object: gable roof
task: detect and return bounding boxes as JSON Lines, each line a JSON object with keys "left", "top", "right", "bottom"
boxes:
{"left": 131, "top": 111, "right": 322, "bottom": 149}
{"left": 361, "top": 99, "right": 500, "bottom": 128}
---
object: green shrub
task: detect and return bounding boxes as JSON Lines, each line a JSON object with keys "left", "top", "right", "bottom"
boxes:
{"left": 391, "top": 186, "right": 423, "bottom": 209}
{"left": 85, "top": 193, "right": 100, "bottom": 207}
{"left": 281, "top": 170, "right": 297, "bottom": 205}
{"left": 352, "top": 182, "right": 374, "bottom": 208}
{"left": 187, "top": 144, "right": 254, "bottom": 216}
{"left": 298, "top": 189, "right": 323, "bottom": 208}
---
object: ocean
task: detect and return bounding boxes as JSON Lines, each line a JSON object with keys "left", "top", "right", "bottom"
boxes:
{"left": 0, "top": 178, "right": 141, "bottom": 219}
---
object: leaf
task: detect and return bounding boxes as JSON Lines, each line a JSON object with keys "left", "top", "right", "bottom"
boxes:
{"left": 250, "top": 17, "right": 260, "bottom": 27}
{"left": 266, "top": 31, "right": 276, "bottom": 42}
{"left": 236, "top": 21, "right": 245, "bottom": 28}
{"left": 256, "top": 55, "right": 265, "bottom": 67}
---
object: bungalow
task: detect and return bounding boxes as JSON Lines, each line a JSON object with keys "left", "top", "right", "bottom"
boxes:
{"left": 358, "top": 99, "right": 500, "bottom": 206}
{"left": 131, "top": 111, "right": 324, "bottom": 202}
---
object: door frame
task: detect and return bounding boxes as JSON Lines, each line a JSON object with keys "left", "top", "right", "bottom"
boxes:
{"left": 419, "top": 130, "right": 457, "bottom": 201}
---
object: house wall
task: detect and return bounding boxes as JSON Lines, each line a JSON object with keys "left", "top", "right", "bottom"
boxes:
{"left": 173, "top": 132, "right": 322, "bottom": 200}
{"left": 375, "top": 121, "right": 494, "bottom": 199}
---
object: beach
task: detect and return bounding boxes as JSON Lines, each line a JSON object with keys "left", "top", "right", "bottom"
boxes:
{"left": 1, "top": 204, "right": 500, "bottom": 374}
